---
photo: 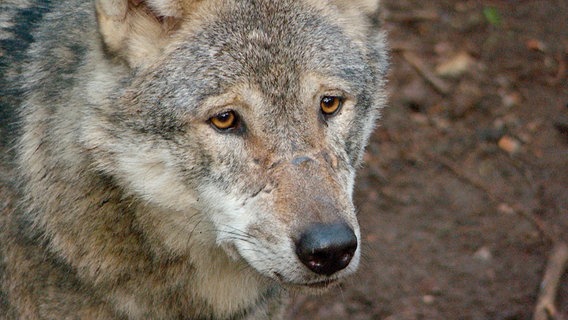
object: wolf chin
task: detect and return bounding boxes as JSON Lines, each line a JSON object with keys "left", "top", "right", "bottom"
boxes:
{"left": 0, "top": 0, "right": 388, "bottom": 318}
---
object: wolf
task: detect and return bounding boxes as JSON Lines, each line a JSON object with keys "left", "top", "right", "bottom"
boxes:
{"left": 0, "top": 0, "right": 388, "bottom": 318}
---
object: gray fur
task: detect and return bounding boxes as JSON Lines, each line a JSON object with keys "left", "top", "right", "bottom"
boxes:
{"left": 0, "top": 0, "right": 388, "bottom": 318}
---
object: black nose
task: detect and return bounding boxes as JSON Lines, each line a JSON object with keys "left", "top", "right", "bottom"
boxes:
{"left": 295, "top": 222, "right": 358, "bottom": 276}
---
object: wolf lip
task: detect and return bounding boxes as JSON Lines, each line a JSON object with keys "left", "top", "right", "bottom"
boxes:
{"left": 273, "top": 273, "right": 338, "bottom": 288}
{"left": 302, "top": 279, "right": 339, "bottom": 289}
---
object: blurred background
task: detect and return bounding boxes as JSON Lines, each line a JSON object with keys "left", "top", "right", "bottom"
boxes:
{"left": 288, "top": 0, "right": 568, "bottom": 319}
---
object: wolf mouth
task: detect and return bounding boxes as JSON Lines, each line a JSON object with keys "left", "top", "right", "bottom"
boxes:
{"left": 274, "top": 272, "right": 340, "bottom": 289}
{"left": 303, "top": 279, "right": 339, "bottom": 289}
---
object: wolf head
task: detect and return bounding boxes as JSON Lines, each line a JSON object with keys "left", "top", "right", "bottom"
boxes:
{"left": 88, "top": 0, "right": 388, "bottom": 289}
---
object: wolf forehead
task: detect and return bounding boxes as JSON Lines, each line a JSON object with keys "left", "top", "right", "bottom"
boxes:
{"left": 138, "top": 0, "right": 379, "bottom": 107}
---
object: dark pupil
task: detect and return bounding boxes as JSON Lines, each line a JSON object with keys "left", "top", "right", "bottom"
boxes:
{"left": 323, "top": 97, "right": 334, "bottom": 106}
{"left": 217, "top": 112, "right": 232, "bottom": 122}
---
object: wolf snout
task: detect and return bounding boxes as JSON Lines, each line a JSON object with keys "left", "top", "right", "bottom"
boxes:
{"left": 295, "top": 222, "right": 357, "bottom": 276}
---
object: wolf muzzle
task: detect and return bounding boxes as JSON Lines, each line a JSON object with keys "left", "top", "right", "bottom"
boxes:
{"left": 295, "top": 222, "right": 357, "bottom": 276}
{"left": 272, "top": 154, "right": 358, "bottom": 276}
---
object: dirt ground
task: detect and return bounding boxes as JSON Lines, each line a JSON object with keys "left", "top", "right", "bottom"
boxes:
{"left": 288, "top": 1, "right": 568, "bottom": 319}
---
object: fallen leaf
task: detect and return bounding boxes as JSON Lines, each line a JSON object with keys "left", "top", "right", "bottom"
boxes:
{"left": 498, "top": 135, "right": 521, "bottom": 154}
{"left": 526, "top": 39, "right": 546, "bottom": 52}
{"left": 435, "top": 52, "right": 475, "bottom": 78}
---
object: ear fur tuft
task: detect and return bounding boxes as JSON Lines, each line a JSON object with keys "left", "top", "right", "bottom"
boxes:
{"left": 96, "top": 0, "right": 200, "bottom": 67}
{"left": 331, "top": 0, "right": 380, "bottom": 16}
{"left": 145, "top": 0, "right": 183, "bottom": 18}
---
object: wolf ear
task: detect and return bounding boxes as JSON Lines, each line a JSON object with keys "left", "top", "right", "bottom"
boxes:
{"left": 95, "top": 0, "right": 199, "bottom": 67}
{"left": 329, "top": 0, "right": 380, "bottom": 17}
{"left": 322, "top": 0, "right": 381, "bottom": 33}
{"left": 326, "top": 0, "right": 388, "bottom": 78}
{"left": 316, "top": 0, "right": 382, "bottom": 48}
{"left": 331, "top": 0, "right": 379, "bottom": 16}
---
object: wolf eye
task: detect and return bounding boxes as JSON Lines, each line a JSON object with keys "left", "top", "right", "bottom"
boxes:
{"left": 320, "top": 96, "right": 343, "bottom": 116}
{"left": 209, "top": 110, "right": 240, "bottom": 132}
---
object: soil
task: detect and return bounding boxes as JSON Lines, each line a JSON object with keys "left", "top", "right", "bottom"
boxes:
{"left": 288, "top": 0, "right": 568, "bottom": 319}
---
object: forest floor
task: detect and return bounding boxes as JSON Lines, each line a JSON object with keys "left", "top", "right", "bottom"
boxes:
{"left": 288, "top": 0, "right": 568, "bottom": 319}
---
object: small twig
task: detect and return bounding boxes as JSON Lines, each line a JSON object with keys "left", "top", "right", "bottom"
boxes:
{"left": 548, "top": 52, "right": 566, "bottom": 86}
{"left": 533, "top": 242, "right": 568, "bottom": 320}
{"left": 401, "top": 51, "right": 451, "bottom": 96}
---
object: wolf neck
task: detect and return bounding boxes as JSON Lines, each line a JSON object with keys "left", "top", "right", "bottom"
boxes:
{"left": 132, "top": 201, "right": 277, "bottom": 319}
{"left": 18, "top": 134, "right": 272, "bottom": 318}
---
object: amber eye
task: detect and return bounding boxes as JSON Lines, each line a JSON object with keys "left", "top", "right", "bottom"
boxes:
{"left": 209, "top": 110, "right": 239, "bottom": 131}
{"left": 320, "top": 96, "right": 343, "bottom": 116}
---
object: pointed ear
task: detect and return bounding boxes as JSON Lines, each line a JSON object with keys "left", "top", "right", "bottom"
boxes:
{"left": 325, "top": 0, "right": 388, "bottom": 78}
{"left": 96, "top": 0, "right": 198, "bottom": 67}
{"left": 332, "top": 0, "right": 380, "bottom": 16}
{"left": 312, "top": 0, "right": 381, "bottom": 47}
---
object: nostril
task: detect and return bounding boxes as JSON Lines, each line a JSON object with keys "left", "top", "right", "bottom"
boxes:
{"left": 295, "top": 222, "right": 357, "bottom": 276}
{"left": 307, "top": 254, "right": 324, "bottom": 270}
{"left": 339, "top": 252, "right": 352, "bottom": 265}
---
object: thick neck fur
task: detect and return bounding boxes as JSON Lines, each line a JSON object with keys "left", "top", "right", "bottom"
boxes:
{"left": 18, "top": 119, "right": 275, "bottom": 319}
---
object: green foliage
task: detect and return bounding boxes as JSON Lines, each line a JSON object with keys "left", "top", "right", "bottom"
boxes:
{"left": 483, "top": 7, "right": 502, "bottom": 27}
